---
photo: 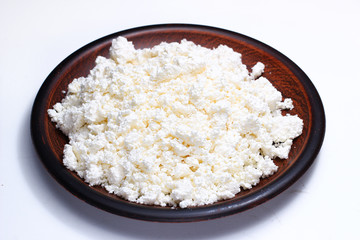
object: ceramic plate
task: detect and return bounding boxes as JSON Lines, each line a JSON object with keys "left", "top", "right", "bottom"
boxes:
{"left": 31, "top": 24, "right": 325, "bottom": 222}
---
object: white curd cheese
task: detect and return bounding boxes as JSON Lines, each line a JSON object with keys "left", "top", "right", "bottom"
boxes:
{"left": 48, "top": 37, "right": 303, "bottom": 208}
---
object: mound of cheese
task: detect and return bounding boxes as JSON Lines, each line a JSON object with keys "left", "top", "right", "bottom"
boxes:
{"left": 48, "top": 37, "right": 303, "bottom": 208}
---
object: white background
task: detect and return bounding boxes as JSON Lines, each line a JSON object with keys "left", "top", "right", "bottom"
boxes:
{"left": 1, "top": 0, "right": 359, "bottom": 239}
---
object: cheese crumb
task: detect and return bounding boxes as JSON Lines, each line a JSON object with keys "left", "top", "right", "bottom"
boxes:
{"left": 48, "top": 37, "right": 303, "bottom": 208}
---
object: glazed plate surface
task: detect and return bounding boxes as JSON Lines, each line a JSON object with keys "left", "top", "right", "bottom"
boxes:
{"left": 31, "top": 24, "right": 325, "bottom": 222}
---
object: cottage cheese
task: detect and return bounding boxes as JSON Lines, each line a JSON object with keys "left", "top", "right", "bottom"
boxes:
{"left": 48, "top": 37, "right": 303, "bottom": 208}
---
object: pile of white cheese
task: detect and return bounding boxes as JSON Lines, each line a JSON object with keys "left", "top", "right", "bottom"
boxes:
{"left": 48, "top": 37, "right": 303, "bottom": 208}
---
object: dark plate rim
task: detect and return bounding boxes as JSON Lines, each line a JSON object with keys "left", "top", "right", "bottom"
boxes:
{"left": 31, "top": 23, "right": 326, "bottom": 222}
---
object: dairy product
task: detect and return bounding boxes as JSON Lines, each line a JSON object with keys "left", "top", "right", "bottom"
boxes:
{"left": 48, "top": 37, "right": 303, "bottom": 208}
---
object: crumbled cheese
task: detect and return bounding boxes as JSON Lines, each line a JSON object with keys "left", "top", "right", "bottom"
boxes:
{"left": 48, "top": 37, "right": 303, "bottom": 208}
{"left": 251, "top": 62, "right": 265, "bottom": 79}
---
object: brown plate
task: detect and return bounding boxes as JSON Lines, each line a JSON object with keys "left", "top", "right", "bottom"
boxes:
{"left": 31, "top": 24, "right": 325, "bottom": 222}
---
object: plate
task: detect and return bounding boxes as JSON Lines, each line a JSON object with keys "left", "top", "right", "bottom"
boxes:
{"left": 31, "top": 24, "right": 325, "bottom": 222}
